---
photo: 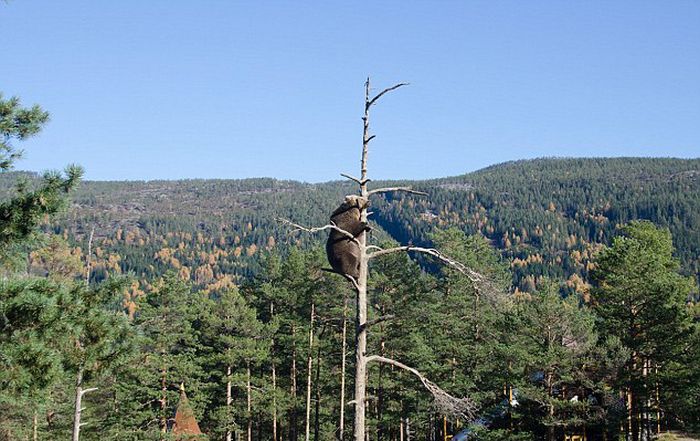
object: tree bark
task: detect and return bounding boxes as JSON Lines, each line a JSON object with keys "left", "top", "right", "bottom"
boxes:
{"left": 226, "top": 363, "right": 233, "bottom": 441}
{"left": 247, "top": 362, "right": 252, "bottom": 441}
{"left": 305, "top": 304, "right": 315, "bottom": 441}
{"left": 290, "top": 325, "right": 298, "bottom": 441}
{"left": 270, "top": 302, "right": 278, "bottom": 441}
{"left": 353, "top": 77, "right": 372, "bottom": 441}
{"left": 377, "top": 328, "right": 386, "bottom": 441}
{"left": 72, "top": 367, "right": 85, "bottom": 441}
{"left": 72, "top": 367, "right": 98, "bottom": 441}
{"left": 84, "top": 225, "right": 94, "bottom": 285}
{"left": 314, "top": 334, "right": 322, "bottom": 441}
{"left": 33, "top": 410, "right": 38, "bottom": 441}
{"left": 339, "top": 299, "right": 348, "bottom": 441}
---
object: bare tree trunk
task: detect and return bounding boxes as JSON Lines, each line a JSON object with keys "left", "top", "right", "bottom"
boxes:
{"left": 377, "top": 329, "right": 386, "bottom": 441}
{"left": 290, "top": 325, "right": 298, "bottom": 441}
{"left": 72, "top": 367, "right": 98, "bottom": 441}
{"left": 546, "top": 370, "right": 554, "bottom": 441}
{"left": 271, "top": 302, "right": 278, "bottom": 441}
{"left": 226, "top": 363, "right": 233, "bottom": 441}
{"left": 84, "top": 225, "right": 94, "bottom": 285}
{"left": 655, "top": 364, "right": 661, "bottom": 435}
{"left": 247, "top": 362, "right": 252, "bottom": 441}
{"left": 353, "top": 242, "right": 369, "bottom": 441}
{"left": 72, "top": 368, "right": 85, "bottom": 441}
{"left": 33, "top": 410, "right": 38, "bottom": 441}
{"left": 305, "top": 304, "right": 315, "bottom": 441}
{"left": 314, "top": 331, "right": 323, "bottom": 441}
{"left": 353, "top": 77, "right": 372, "bottom": 441}
{"left": 339, "top": 299, "right": 348, "bottom": 441}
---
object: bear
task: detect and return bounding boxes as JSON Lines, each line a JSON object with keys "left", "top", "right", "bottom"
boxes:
{"left": 326, "top": 195, "right": 370, "bottom": 279}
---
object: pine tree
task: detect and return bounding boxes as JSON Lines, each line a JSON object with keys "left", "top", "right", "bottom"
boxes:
{"left": 591, "top": 220, "right": 694, "bottom": 440}
{"left": 106, "top": 273, "right": 204, "bottom": 440}
{"left": 198, "top": 286, "right": 268, "bottom": 441}
{"left": 0, "top": 93, "right": 83, "bottom": 253}
{"left": 0, "top": 278, "right": 68, "bottom": 439}
{"left": 513, "top": 283, "right": 627, "bottom": 440}
{"left": 57, "top": 278, "right": 135, "bottom": 441}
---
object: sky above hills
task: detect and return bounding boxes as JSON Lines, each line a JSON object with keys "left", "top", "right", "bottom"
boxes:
{"left": 3, "top": 1, "right": 699, "bottom": 182}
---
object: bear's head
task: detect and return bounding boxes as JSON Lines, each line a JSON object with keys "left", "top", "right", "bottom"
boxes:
{"left": 331, "top": 195, "right": 370, "bottom": 218}
{"left": 343, "top": 195, "right": 369, "bottom": 211}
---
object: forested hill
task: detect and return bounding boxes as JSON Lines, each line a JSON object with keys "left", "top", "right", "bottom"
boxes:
{"left": 4, "top": 157, "right": 698, "bottom": 296}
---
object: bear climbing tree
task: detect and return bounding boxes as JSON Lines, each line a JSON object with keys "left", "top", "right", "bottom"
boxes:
{"left": 326, "top": 195, "right": 370, "bottom": 279}
{"left": 281, "top": 78, "right": 496, "bottom": 441}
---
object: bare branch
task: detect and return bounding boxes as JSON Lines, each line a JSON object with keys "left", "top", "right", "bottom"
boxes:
{"left": 366, "top": 83, "right": 409, "bottom": 110}
{"left": 368, "top": 246, "right": 481, "bottom": 281}
{"left": 362, "top": 314, "right": 395, "bottom": 330}
{"left": 365, "top": 245, "right": 383, "bottom": 252}
{"left": 367, "top": 245, "right": 503, "bottom": 301}
{"left": 276, "top": 218, "right": 360, "bottom": 246}
{"left": 342, "top": 273, "right": 361, "bottom": 292}
{"left": 340, "top": 173, "right": 371, "bottom": 186}
{"left": 321, "top": 268, "right": 361, "bottom": 292}
{"left": 340, "top": 173, "right": 361, "bottom": 184}
{"left": 364, "top": 135, "right": 376, "bottom": 144}
{"left": 367, "top": 187, "right": 428, "bottom": 197}
{"left": 366, "top": 355, "right": 475, "bottom": 419}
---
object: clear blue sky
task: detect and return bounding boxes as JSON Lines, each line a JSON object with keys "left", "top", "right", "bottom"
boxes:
{"left": 3, "top": 1, "right": 699, "bottom": 182}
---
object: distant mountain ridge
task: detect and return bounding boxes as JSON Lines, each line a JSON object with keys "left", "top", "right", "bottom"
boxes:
{"left": 2, "top": 157, "right": 698, "bottom": 295}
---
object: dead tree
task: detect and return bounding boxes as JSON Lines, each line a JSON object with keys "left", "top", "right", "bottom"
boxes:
{"left": 71, "top": 365, "right": 98, "bottom": 441}
{"left": 281, "top": 78, "right": 490, "bottom": 441}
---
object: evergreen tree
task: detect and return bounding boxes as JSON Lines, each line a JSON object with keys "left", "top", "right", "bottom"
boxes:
{"left": 58, "top": 278, "right": 135, "bottom": 441}
{"left": 105, "top": 273, "right": 204, "bottom": 440}
{"left": 0, "top": 278, "right": 68, "bottom": 439}
{"left": 0, "top": 94, "right": 83, "bottom": 253}
{"left": 513, "top": 283, "right": 627, "bottom": 440}
{"left": 591, "top": 220, "right": 694, "bottom": 440}
{"left": 198, "top": 286, "right": 268, "bottom": 441}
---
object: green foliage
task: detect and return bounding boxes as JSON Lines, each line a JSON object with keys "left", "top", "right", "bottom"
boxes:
{"left": 0, "top": 278, "right": 67, "bottom": 395}
{"left": 591, "top": 220, "right": 696, "bottom": 438}
{"left": 0, "top": 93, "right": 49, "bottom": 171}
{"left": 103, "top": 273, "right": 206, "bottom": 439}
{"left": 4, "top": 157, "right": 695, "bottom": 295}
{"left": 512, "top": 283, "right": 627, "bottom": 437}
{"left": 1, "top": 156, "right": 699, "bottom": 440}
{"left": 0, "top": 92, "right": 83, "bottom": 255}
{"left": 592, "top": 221, "right": 693, "bottom": 367}
{"left": 0, "top": 276, "right": 135, "bottom": 440}
{"left": 198, "top": 286, "right": 269, "bottom": 439}
{"left": 0, "top": 165, "right": 83, "bottom": 250}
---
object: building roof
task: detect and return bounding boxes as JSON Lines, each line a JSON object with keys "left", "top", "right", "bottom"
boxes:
{"left": 172, "top": 383, "right": 203, "bottom": 438}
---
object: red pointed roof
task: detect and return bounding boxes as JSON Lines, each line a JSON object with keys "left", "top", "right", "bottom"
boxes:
{"left": 172, "top": 383, "right": 203, "bottom": 438}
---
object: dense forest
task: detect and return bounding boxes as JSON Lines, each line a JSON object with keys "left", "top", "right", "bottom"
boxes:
{"left": 4, "top": 156, "right": 698, "bottom": 302}
{"left": 1, "top": 91, "right": 699, "bottom": 441}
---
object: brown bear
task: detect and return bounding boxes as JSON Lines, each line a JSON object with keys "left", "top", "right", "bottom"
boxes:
{"left": 326, "top": 195, "right": 370, "bottom": 279}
